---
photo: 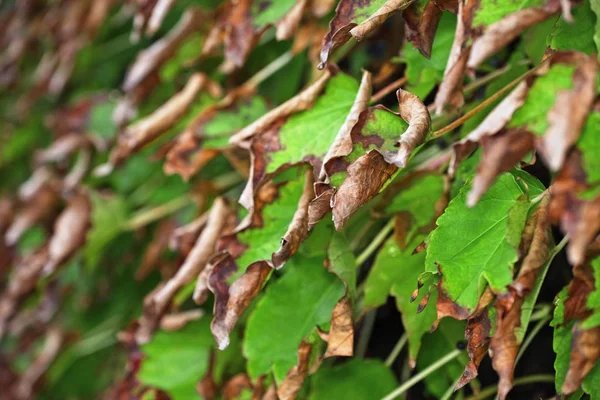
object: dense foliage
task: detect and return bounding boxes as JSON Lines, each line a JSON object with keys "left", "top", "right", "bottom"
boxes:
{"left": 1, "top": 0, "right": 600, "bottom": 399}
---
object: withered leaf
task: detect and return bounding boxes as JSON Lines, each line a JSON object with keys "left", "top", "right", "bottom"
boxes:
{"left": 322, "top": 296, "right": 354, "bottom": 358}
{"left": 563, "top": 325, "right": 600, "bottom": 395}
{"left": 276, "top": 340, "right": 312, "bottom": 400}
{"left": 455, "top": 310, "right": 491, "bottom": 390}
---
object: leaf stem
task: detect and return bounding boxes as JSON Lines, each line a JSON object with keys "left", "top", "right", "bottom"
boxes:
{"left": 356, "top": 218, "right": 395, "bottom": 265}
{"left": 430, "top": 61, "right": 547, "bottom": 139}
{"left": 371, "top": 77, "right": 408, "bottom": 103}
{"left": 356, "top": 309, "right": 377, "bottom": 358}
{"left": 246, "top": 50, "right": 294, "bottom": 89}
{"left": 124, "top": 195, "right": 192, "bottom": 231}
{"left": 385, "top": 333, "right": 408, "bottom": 367}
{"left": 440, "top": 373, "right": 464, "bottom": 400}
{"left": 381, "top": 349, "right": 463, "bottom": 400}
{"left": 463, "top": 374, "right": 555, "bottom": 400}
{"left": 515, "top": 314, "right": 551, "bottom": 365}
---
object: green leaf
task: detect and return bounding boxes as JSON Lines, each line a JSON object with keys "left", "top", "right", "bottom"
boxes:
{"left": 236, "top": 172, "right": 307, "bottom": 269}
{"left": 383, "top": 174, "right": 444, "bottom": 227}
{"left": 549, "top": 0, "right": 597, "bottom": 54}
{"left": 84, "top": 192, "right": 128, "bottom": 271}
{"left": 138, "top": 319, "right": 213, "bottom": 400}
{"left": 251, "top": 0, "right": 297, "bottom": 27}
{"left": 243, "top": 254, "right": 344, "bottom": 381}
{"left": 583, "top": 362, "right": 600, "bottom": 398}
{"left": 473, "top": 0, "right": 547, "bottom": 26}
{"left": 582, "top": 257, "right": 600, "bottom": 329}
{"left": 577, "top": 111, "right": 600, "bottom": 185}
{"left": 89, "top": 100, "right": 117, "bottom": 139}
{"left": 417, "top": 318, "right": 470, "bottom": 398}
{"left": 509, "top": 64, "right": 576, "bottom": 135}
{"left": 308, "top": 358, "right": 397, "bottom": 400}
{"left": 364, "top": 234, "right": 436, "bottom": 363}
{"left": 552, "top": 286, "right": 572, "bottom": 391}
{"left": 425, "top": 173, "right": 531, "bottom": 311}
{"left": 401, "top": 12, "right": 456, "bottom": 99}
{"left": 266, "top": 74, "right": 360, "bottom": 175}
{"left": 327, "top": 230, "right": 358, "bottom": 299}
{"left": 592, "top": 0, "right": 600, "bottom": 55}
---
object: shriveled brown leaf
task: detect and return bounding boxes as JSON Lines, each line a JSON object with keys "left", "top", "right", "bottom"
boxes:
{"left": 124, "top": 8, "right": 204, "bottom": 92}
{"left": 277, "top": 340, "right": 312, "bottom": 400}
{"left": 491, "top": 198, "right": 552, "bottom": 400}
{"left": 272, "top": 170, "right": 314, "bottom": 268}
{"left": 320, "top": 70, "right": 372, "bottom": 179}
{"left": 169, "top": 211, "right": 208, "bottom": 252}
{"left": 13, "top": 328, "right": 62, "bottom": 400}
{"left": 322, "top": 296, "right": 354, "bottom": 358}
{"left": 106, "top": 73, "right": 216, "bottom": 169}
{"left": 394, "top": 89, "right": 431, "bottom": 167}
{"left": 432, "top": 0, "right": 476, "bottom": 115}
{"left": 402, "top": 0, "right": 458, "bottom": 58}
{"left": 549, "top": 150, "right": 600, "bottom": 266}
{"left": 229, "top": 70, "right": 331, "bottom": 146}
{"left": 43, "top": 193, "right": 91, "bottom": 276}
{"left": 146, "top": 0, "right": 177, "bottom": 37}
{"left": 563, "top": 325, "right": 600, "bottom": 395}
{"left": 222, "top": 373, "right": 253, "bottom": 400}
{"left": 320, "top": 0, "right": 415, "bottom": 66}
{"left": 467, "top": 4, "right": 560, "bottom": 70}
{"left": 467, "top": 128, "right": 536, "bottom": 207}
{"left": 538, "top": 52, "right": 598, "bottom": 171}
{"left": 35, "top": 133, "right": 94, "bottom": 164}
{"left": 136, "top": 198, "right": 229, "bottom": 343}
{"left": 276, "top": 0, "right": 308, "bottom": 41}
{"left": 5, "top": 187, "right": 59, "bottom": 247}
{"left": 136, "top": 219, "right": 178, "bottom": 280}
{"left": 159, "top": 309, "right": 205, "bottom": 331}
{"left": 456, "top": 310, "right": 491, "bottom": 390}
{"left": 449, "top": 81, "right": 529, "bottom": 176}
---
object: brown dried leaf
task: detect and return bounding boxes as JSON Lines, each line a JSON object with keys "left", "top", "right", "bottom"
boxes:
{"left": 563, "top": 325, "right": 600, "bottom": 395}
{"left": 491, "top": 199, "right": 552, "bottom": 400}
{"left": 449, "top": 81, "right": 529, "bottom": 176}
{"left": 136, "top": 219, "right": 178, "bottom": 280}
{"left": 276, "top": 0, "right": 308, "bottom": 41}
{"left": 222, "top": 373, "right": 253, "bottom": 400}
{"left": 277, "top": 341, "right": 312, "bottom": 400}
{"left": 43, "top": 193, "right": 91, "bottom": 276}
{"left": 5, "top": 187, "right": 59, "bottom": 247}
{"left": 320, "top": 0, "right": 414, "bottom": 66}
{"left": 229, "top": 70, "right": 331, "bottom": 146}
{"left": 323, "top": 296, "right": 354, "bottom": 358}
{"left": 538, "top": 53, "right": 598, "bottom": 171}
{"left": 124, "top": 8, "right": 203, "bottom": 92}
{"left": 159, "top": 309, "right": 205, "bottom": 331}
{"left": 456, "top": 310, "right": 491, "bottom": 390}
{"left": 272, "top": 170, "right": 314, "bottom": 268}
{"left": 467, "top": 5, "right": 560, "bottom": 70}
{"left": 136, "top": 198, "right": 229, "bottom": 343}
{"left": 107, "top": 73, "right": 215, "bottom": 169}
{"left": 394, "top": 88, "right": 431, "bottom": 167}
{"left": 146, "top": 0, "right": 177, "bottom": 37}
{"left": 402, "top": 0, "right": 443, "bottom": 59}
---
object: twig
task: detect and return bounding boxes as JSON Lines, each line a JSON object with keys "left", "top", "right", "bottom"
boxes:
{"left": 385, "top": 333, "right": 408, "bottom": 367}
{"left": 381, "top": 349, "right": 463, "bottom": 400}
{"left": 371, "top": 77, "right": 408, "bottom": 103}
{"left": 464, "top": 374, "right": 555, "bottom": 400}
{"left": 356, "top": 309, "right": 377, "bottom": 358}
{"left": 356, "top": 218, "right": 395, "bottom": 265}
{"left": 124, "top": 195, "right": 192, "bottom": 231}
{"left": 246, "top": 51, "right": 293, "bottom": 89}
{"left": 430, "top": 61, "right": 548, "bottom": 139}
{"left": 515, "top": 314, "right": 551, "bottom": 365}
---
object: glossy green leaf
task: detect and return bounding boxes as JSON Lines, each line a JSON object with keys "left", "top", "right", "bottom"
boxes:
{"left": 549, "top": 1, "right": 597, "bottom": 54}
{"left": 243, "top": 254, "right": 344, "bottom": 381}
{"left": 473, "top": 0, "right": 547, "bottom": 26}
{"left": 308, "top": 358, "right": 397, "bottom": 400}
{"left": 577, "top": 111, "right": 600, "bottom": 185}
{"left": 425, "top": 173, "right": 531, "bottom": 311}
{"left": 251, "top": 0, "right": 297, "bottom": 27}
{"left": 327, "top": 230, "right": 358, "bottom": 299}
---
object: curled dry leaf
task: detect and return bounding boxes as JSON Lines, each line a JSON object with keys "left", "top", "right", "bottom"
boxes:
{"left": 322, "top": 296, "right": 354, "bottom": 358}
{"left": 276, "top": 0, "right": 308, "bottom": 41}
{"left": 229, "top": 70, "right": 331, "bottom": 146}
{"left": 43, "top": 193, "right": 91, "bottom": 276}
{"left": 146, "top": 0, "right": 177, "bottom": 37}
{"left": 449, "top": 81, "right": 529, "bottom": 177}
{"left": 320, "top": 0, "right": 415, "bottom": 67}
{"left": 455, "top": 310, "right": 491, "bottom": 390}
{"left": 563, "top": 325, "right": 600, "bottom": 395}
{"left": 136, "top": 198, "right": 229, "bottom": 343}
{"left": 107, "top": 73, "right": 215, "bottom": 169}
{"left": 13, "top": 328, "right": 62, "bottom": 400}
{"left": 35, "top": 133, "right": 94, "bottom": 164}
{"left": 491, "top": 198, "right": 552, "bottom": 400}
{"left": 123, "top": 8, "right": 204, "bottom": 92}
{"left": 222, "top": 373, "right": 253, "bottom": 400}
{"left": 271, "top": 170, "right": 314, "bottom": 269}
{"left": 169, "top": 211, "right": 208, "bottom": 253}
{"left": 467, "top": 4, "right": 560, "bottom": 70}
{"left": 5, "top": 187, "right": 59, "bottom": 247}
{"left": 402, "top": 0, "right": 449, "bottom": 59}
{"left": 159, "top": 309, "right": 205, "bottom": 331}
{"left": 136, "top": 219, "right": 178, "bottom": 280}
{"left": 277, "top": 340, "right": 312, "bottom": 400}
{"left": 432, "top": 0, "right": 475, "bottom": 115}
{"left": 328, "top": 88, "right": 431, "bottom": 229}
{"left": 538, "top": 52, "right": 598, "bottom": 172}
{"left": 549, "top": 150, "right": 600, "bottom": 266}
{"left": 0, "top": 247, "right": 49, "bottom": 339}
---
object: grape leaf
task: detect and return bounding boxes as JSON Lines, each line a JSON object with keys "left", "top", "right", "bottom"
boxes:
{"left": 549, "top": 0, "right": 596, "bottom": 54}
